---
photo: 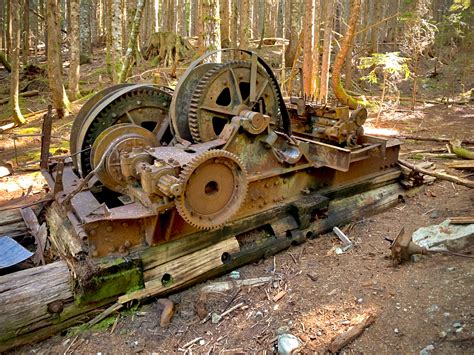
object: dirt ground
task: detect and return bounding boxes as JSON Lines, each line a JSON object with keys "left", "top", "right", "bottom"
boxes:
{"left": 1, "top": 53, "right": 473, "bottom": 354}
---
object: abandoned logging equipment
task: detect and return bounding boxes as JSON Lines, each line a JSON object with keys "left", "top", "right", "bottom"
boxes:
{"left": 0, "top": 50, "right": 403, "bottom": 351}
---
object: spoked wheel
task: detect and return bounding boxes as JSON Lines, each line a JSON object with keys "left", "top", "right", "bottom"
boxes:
{"left": 70, "top": 84, "right": 173, "bottom": 177}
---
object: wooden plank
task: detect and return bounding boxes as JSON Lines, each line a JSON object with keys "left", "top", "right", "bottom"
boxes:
{"left": 120, "top": 237, "right": 240, "bottom": 303}
{"left": 449, "top": 216, "right": 474, "bottom": 224}
{"left": 327, "top": 312, "right": 377, "bottom": 352}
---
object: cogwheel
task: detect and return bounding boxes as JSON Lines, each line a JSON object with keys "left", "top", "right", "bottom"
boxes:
{"left": 175, "top": 149, "right": 248, "bottom": 230}
{"left": 187, "top": 61, "right": 284, "bottom": 143}
{"left": 75, "top": 86, "right": 172, "bottom": 176}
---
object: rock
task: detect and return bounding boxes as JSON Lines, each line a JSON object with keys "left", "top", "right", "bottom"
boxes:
{"left": 447, "top": 267, "right": 456, "bottom": 271}
{"left": 357, "top": 298, "right": 363, "bottom": 304}
{"left": 430, "top": 211, "right": 439, "bottom": 219}
{"left": 455, "top": 327, "right": 464, "bottom": 333}
{"left": 427, "top": 304, "right": 439, "bottom": 313}
{"left": 229, "top": 270, "right": 240, "bottom": 279}
{"left": 394, "top": 328, "right": 399, "bottom": 334}
{"left": 199, "top": 339, "right": 206, "bottom": 345}
{"left": 412, "top": 220, "right": 474, "bottom": 250}
{"left": 277, "top": 334, "right": 302, "bottom": 355}
{"left": 276, "top": 326, "right": 290, "bottom": 335}
{"left": 453, "top": 322, "right": 462, "bottom": 328}
{"left": 211, "top": 313, "right": 222, "bottom": 324}
{"left": 443, "top": 312, "right": 450, "bottom": 317}
{"left": 438, "top": 331, "right": 447, "bottom": 339}
{"left": 420, "top": 344, "right": 435, "bottom": 355}
{"left": 255, "top": 310, "right": 263, "bottom": 318}
{"left": 411, "top": 254, "right": 423, "bottom": 262}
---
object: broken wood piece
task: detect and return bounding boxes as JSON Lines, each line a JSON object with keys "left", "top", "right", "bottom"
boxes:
{"left": 327, "top": 312, "right": 377, "bottom": 353}
{"left": 445, "top": 160, "right": 474, "bottom": 170}
{"left": 0, "top": 90, "right": 39, "bottom": 105}
{"left": 86, "top": 303, "right": 123, "bottom": 328}
{"left": 449, "top": 216, "right": 474, "bottom": 225}
{"left": 181, "top": 337, "right": 203, "bottom": 349}
{"left": 398, "top": 159, "right": 474, "bottom": 189}
{"left": 157, "top": 298, "right": 175, "bottom": 327}
{"left": 273, "top": 290, "right": 287, "bottom": 303}
{"left": 200, "top": 276, "right": 274, "bottom": 294}
{"left": 20, "top": 207, "right": 46, "bottom": 265}
{"left": 333, "top": 226, "right": 352, "bottom": 246}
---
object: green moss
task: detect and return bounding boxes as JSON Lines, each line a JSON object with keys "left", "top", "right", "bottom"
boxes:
{"left": 410, "top": 153, "right": 424, "bottom": 160}
{"left": 16, "top": 126, "right": 40, "bottom": 135}
{"left": 75, "top": 257, "right": 144, "bottom": 305}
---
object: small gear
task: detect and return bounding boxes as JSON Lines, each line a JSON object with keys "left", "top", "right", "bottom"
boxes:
{"left": 187, "top": 61, "right": 283, "bottom": 143}
{"left": 175, "top": 150, "right": 248, "bottom": 230}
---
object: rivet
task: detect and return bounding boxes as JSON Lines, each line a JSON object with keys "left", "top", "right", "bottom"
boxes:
{"left": 89, "top": 229, "right": 96, "bottom": 236}
{"left": 106, "top": 226, "right": 113, "bottom": 232}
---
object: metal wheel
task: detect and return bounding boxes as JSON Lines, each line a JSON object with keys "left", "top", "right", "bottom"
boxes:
{"left": 187, "top": 61, "right": 283, "bottom": 142}
{"left": 71, "top": 84, "right": 173, "bottom": 177}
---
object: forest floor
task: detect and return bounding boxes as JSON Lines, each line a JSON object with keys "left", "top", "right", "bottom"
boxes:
{"left": 0, "top": 51, "right": 473, "bottom": 354}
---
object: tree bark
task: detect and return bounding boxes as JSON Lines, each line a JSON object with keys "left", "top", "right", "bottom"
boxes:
{"left": 230, "top": 0, "right": 238, "bottom": 47}
{"left": 202, "top": 0, "right": 221, "bottom": 62}
{"left": 10, "top": 0, "right": 26, "bottom": 125}
{"left": 311, "top": 0, "right": 321, "bottom": 97}
{"left": 22, "top": 0, "right": 30, "bottom": 65}
{"left": 239, "top": 0, "right": 250, "bottom": 50}
{"left": 111, "top": 0, "right": 123, "bottom": 83}
{"left": 80, "top": 0, "right": 92, "bottom": 61}
{"left": 318, "top": 0, "right": 334, "bottom": 103}
{"left": 46, "top": 0, "right": 71, "bottom": 118}
{"left": 119, "top": 0, "right": 146, "bottom": 83}
{"left": 68, "top": 0, "right": 80, "bottom": 100}
{"left": 302, "top": 0, "right": 314, "bottom": 96}
{"left": 331, "top": 0, "right": 360, "bottom": 109}
{"left": 220, "top": 0, "right": 230, "bottom": 45}
{"left": 284, "top": 0, "right": 300, "bottom": 67}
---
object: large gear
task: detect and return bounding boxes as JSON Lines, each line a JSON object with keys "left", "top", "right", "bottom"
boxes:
{"left": 187, "top": 61, "right": 283, "bottom": 142}
{"left": 175, "top": 150, "right": 248, "bottom": 230}
{"left": 72, "top": 85, "right": 173, "bottom": 177}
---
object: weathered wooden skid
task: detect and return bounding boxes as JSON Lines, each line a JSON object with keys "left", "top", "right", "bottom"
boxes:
{"left": 0, "top": 205, "right": 42, "bottom": 238}
{"left": 0, "top": 177, "right": 402, "bottom": 352}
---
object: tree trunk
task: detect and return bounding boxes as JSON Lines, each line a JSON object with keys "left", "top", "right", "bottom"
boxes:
{"left": 177, "top": 0, "right": 186, "bottom": 37}
{"left": 276, "top": 0, "right": 284, "bottom": 38}
{"left": 202, "top": 0, "right": 221, "bottom": 62}
{"left": 230, "top": 0, "right": 238, "bottom": 46}
{"left": 119, "top": 0, "right": 146, "bottom": 83}
{"left": 220, "top": 0, "right": 230, "bottom": 46}
{"left": 302, "top": 0, "right": 314, "bottom": 96}
{"left": 111, "top": 0, "right": 123, "bottom": 83}
{"left": 6, "top": 0, "right": 11, "bottom": 58}
{"left": 10, "top": 0, "right": 26, "bottom": 125}
{"left": 46, "top": 0, "right": 71, "bottom": 118}
{"left": 331, "top": 0, "right": 360, "bottom": 109}
{"left": 285, "top": 0, "right": 300, "bottom": 67}
{"left": 368, "top": 0, "right": 381, "bottom": 54}
{"left": 311, "top": 0, "right": 321, "bottom": 97}
{"left": 196, "top": 0, "right": 203, "bottom": 50}
{"left": 105, "top": 0, "right": 113, "bottom": 74}
{"left": 22, "top": 0, "right": 30, "bottom": 65}
{"left": 318, "top": 0, "right": 334, "bottom": 103}
{"left": 239, "top": 0, "right": 250, "bottom": 50}
{"left": 68, "top": 0, "right": 81, "bottom": 100}
{"left": 80, "top": 0, "right": 92, "bottom": 61}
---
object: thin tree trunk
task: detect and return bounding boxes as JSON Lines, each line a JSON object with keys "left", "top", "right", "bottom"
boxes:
{"left": 331, "top": 0, "right": 360, "bottom": 109}
{"left": 220, "top": 0, "right": 229, "bottom": 45}
{"left": 276, "top": 0, "right": 284, "bottom": 38}
{"left": 6, "top": 0, "right": 11, "bottom": 58}
{"left": 10, "top": 0, "right": 26, "bottom": 125}
{"left": 80, "top": 0, "right": 92, "bottom": 61}
{"left": 68, "top": 0, "right": 80, "bottom": 99}
{"left": 302, "top": 0, "right": 314, "bottom": 96}
{"left": 239, "top": 0, "right": 250, "bottom": 50}
{"left": 318, "top": 0, "right": 334, "bottom": 103}
{"left": 285, "top": 0, "right": 299, "bottom": 67}
{"left": 119, "top": 0, "right": 146, "bottom": 82}
{"left": 202, "top": 0, "right": 220, "bottom": 62}
{"left": 311, "top": 0, "right": 321, "bottom": 97}
{"left": 105, "top": 0, "right": 113, "bottom": 74}
{"left": 22, "top": 0, "right": 30, "bottom": 64}
{"left": 196, "top": 0, "right": 203, "bottom": 50}
{"left": 47, "top": 0, "right": 71, "bottom": 118}
{"left": 230, "top": 0, "right": 238, "bottom": 46}
{"left": 111, "top": 0, "right": 123, "bottom": 82}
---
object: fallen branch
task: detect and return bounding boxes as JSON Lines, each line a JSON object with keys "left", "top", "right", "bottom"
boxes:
{"left": 86, "top": 303, "right": 123, "bottom": 328}
{"left": 398, "top": 159, "right": 474, "bottom": 189}
{"left": 368, "top": 133, "right": 474, "bottom": 145}
{"left": 0, "top": 90, "right": 39, "bottom": 105}
{"left": 445, "top": 160, "right": 474, "bottom": 170}
{"left": 328, "top": 312, "right": 376, "bottom": 353}
{"left": 450, "top": 140, "right": 474, "bottom": 160}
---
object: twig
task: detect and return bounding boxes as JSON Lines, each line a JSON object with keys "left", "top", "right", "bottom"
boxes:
{"left": 182, "top": 337, "right": 203, "bottom": 349}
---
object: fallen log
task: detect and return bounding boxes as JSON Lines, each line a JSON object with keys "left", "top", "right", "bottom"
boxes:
{"left": 398, "top": 159, "right": 474, "bottom": 189}
{"left": 0, "top": 179, "right": 403, "bottom": 351}
{"left": 327, "top": 312, "right": 377, "bottom": 353}
{"left": 450, "top": 140, "right": 474, "bottom": 160}
{"left": 0, "top": 90, "right": 39, "bottom": 105}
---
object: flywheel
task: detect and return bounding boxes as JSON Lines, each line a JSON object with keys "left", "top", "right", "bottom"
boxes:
{"left": 175, "top": 150, "right": 248, "bottom": 230}
{"left": 71, "top": 84, "right": 173, "bottom": 177}
{"left": 187, "top": 61, "right": 283, "bottom": 142}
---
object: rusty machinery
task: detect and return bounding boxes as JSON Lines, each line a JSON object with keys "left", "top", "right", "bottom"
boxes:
{"left": 46, "top": 50, "right": 400, "bottom": 258}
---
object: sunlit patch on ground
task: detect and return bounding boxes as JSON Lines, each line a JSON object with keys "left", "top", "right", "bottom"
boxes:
{"left": 363, "top": 126, "right": 399, "bottom": 136}
{"left": 0, "top": 172, "right": 46, "bottom": 202}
